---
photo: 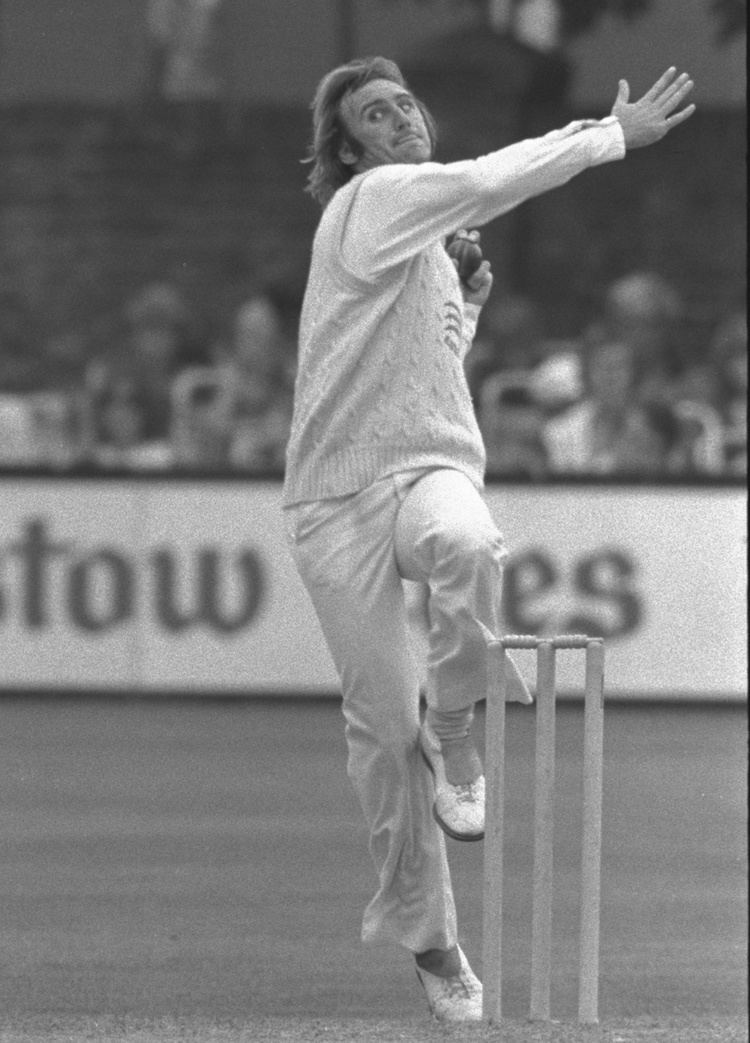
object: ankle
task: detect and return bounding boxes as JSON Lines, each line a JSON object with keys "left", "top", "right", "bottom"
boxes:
{"left": 415, "top": 945, "right": 461, "bottom": 979}
{"left": 439, "top": 734, "right": 483, "bottom": 786}
{"left": 426, "top": 705, "right": 474, "bottom": 743}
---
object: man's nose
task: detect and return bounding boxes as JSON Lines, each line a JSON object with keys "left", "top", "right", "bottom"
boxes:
{"left": 393, "top": 106, "right": 411, "bottom": 129}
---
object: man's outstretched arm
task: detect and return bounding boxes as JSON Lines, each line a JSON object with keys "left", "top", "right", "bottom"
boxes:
{"left": 342, "top": 67, "right": 695, "bottom": 278}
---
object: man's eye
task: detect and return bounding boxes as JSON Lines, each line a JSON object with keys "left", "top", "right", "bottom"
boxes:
{"left": 400, "top": 100, "right": 414, "bottom": 112}
{"left": 368, "top": 109, "right": 384, "bottom": 122}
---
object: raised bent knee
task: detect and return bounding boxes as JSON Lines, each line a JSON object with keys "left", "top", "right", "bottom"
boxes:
{"left": 434, "top": 521, "right": 508, "bottom": 578}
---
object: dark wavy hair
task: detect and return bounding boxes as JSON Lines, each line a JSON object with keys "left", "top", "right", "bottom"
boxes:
{"left": 303, "top": 56, "right": 438, "bottom": 208}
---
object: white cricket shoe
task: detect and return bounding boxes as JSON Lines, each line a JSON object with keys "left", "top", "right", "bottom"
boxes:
{"left": 419, "top": 719, "right": 485, "bottom": 841}
{"left": 416, "top": 946, "right": 483, "bottom": 1022}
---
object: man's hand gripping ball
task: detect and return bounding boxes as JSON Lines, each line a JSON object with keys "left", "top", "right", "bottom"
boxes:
{"left": 447, "top": 229, "right": 493, "bottom": 307}
{"left": 447, "top": 229, "right": 483, "bottom": 284}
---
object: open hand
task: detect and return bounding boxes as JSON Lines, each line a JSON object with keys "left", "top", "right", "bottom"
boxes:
{"left": 612, "top": 67, "right": 695, "bottom": 149}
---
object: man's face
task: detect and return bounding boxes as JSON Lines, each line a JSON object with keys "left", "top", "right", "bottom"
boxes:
{"left": 338, "top": 78, "right": 432, "bottom": 171}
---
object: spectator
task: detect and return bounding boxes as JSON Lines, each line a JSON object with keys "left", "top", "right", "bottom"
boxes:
{"left": 84, "top": 375, "right": 174, "bottom": 469}
{"left": 476, "top": 347, "right": 585, "bottom": 480}
{"left": 542, "top": 338, "right": 652, "bottom": 474}
{"left": 0, "top": 387, "right": 84, "bottom": 469}
{"left": 211, "top": 293, "right": 295, "bottom": 471}
{"left": 465, "top": 293, "right": 546, "bottom": 403}
{"left": 84, "top": 280, "right": 208, "bottom": 464}
{"left": 669, "top": 399, "right": 725, "bottom": 474}
{"left": 586, "top": 270, "right": 684, "bottom": 403}
{"left": 0, "top": 394, "right": 36, "bottom": 464}
{"left": 670, "top": 356, "right": 722, "bottom": 414}
{"left": 0, "top": 292, "right": 86, "bottom": 466}
{"left": 479, "top": 371, "right": 548, "bottom": 478}
{"left": 529, "top": 345, "right": 585, "bottom": 417}
{"left": 615, "top": 399, "right": 683, "bottom": 475}
{"left": 661, "top": 309, "right": 746, "bottom": 476}
{"left": 170, "top": 368, "right": 233, "bottom": 468}
{"left": 28, "top": 391, "right": 84, "bottom": 468}
{"left": 710, "top": 310, "right": 747, "bottom": 475}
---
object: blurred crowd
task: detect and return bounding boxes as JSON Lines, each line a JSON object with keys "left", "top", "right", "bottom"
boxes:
{"left": 0, "top": 269, "right": 745, "bottom": 478}
{"left": 469, "top": 272, "right": 746, "bottom": 479}
{"left": 0, "top": 281, "right": 296, "bottom": 472}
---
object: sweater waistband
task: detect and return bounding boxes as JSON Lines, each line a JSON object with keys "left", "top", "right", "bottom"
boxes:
{"left": 283, "top": 441, "right": 485, "bottom": 505}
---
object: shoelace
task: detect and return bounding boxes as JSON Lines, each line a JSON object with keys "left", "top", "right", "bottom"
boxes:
{"left": 438, "top": 972, "right": 479, "bottom": 1000}
{"left": 452, "top": 781, "right": 482, "bottom": 804}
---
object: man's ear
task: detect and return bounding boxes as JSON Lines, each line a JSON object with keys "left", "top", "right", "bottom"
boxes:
{"left": 339, "top": 140, "right": 358, "bottom": 166}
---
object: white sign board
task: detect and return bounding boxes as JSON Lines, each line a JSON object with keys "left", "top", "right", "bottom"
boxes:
{"left": 0, "top": 477, "right": 745, "bottom": 699}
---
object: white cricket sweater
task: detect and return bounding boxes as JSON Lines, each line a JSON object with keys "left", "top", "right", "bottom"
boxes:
{"left": 283, "top": 117, "right": 625, "bottom": 505}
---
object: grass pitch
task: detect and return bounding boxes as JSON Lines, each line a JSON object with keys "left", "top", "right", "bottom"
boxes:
{"left": 0, "top": 699, "right": 745, "bottom": 1042}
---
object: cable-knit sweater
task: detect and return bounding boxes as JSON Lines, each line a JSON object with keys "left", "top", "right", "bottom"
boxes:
{"left": 283, "top": 117, "right": 625, "bottom": 505}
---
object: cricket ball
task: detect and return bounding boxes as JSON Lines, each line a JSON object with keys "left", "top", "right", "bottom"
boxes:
{"left": 447, "top": 233, "right": 483, "bottom": 285}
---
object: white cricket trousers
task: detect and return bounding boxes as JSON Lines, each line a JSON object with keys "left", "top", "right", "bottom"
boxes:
{"left": 284, "top": 467, "right": 518, "bottom": 953}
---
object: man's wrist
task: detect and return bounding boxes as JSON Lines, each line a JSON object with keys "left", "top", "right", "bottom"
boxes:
{"left": 463, "top": 302, "right": 482, "bottom": 341}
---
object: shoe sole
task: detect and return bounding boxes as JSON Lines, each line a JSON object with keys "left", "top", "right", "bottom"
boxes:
{"left": 419, "top": 747, "right": 485, "bottom": 842}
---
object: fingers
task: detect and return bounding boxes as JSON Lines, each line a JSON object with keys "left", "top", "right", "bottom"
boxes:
{"left": 631, "top": 67, "right": 694, "bottom": 108}
{"left": 464, "top": 260, "right": 493, "bottom": 305}
{"left": 467, "top": 259, "right": 492, "bottom": 289}
{"left": 644, "top": 66, "right": 679, "bottom": 101}
{"left": 665, "top": 102, "right": 696, "bottom": 128}
{"left": 659, "top": 72, "right": 694, "bottom": 112}
{"left": 452, "top": 254, "right": 490, "bottom": 288}
{"left": 657, "top": 75, "right": 695, "bottom": 130}
{"left": 647, "top": 69, "right": 694, "bottom": 115}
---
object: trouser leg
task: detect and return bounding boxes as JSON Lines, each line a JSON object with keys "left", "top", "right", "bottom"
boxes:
{"left": 394, "top": 468, "right": 509, "bottom": 714}
{"left": 285, "top": 477, "right": 457, "bottom": 952}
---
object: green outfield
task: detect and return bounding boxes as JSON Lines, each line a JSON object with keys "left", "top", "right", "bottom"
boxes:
{"left": 0, "top": 697, "right": 746, "bottom": 1043}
